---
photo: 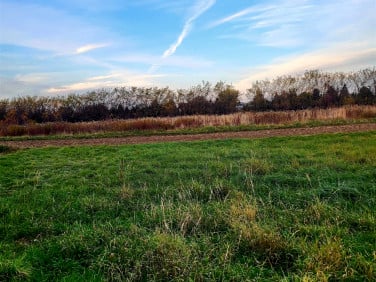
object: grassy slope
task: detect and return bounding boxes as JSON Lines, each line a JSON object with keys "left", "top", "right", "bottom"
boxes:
{"left": 1, "top": 132, "right": 375, "bottom": 281}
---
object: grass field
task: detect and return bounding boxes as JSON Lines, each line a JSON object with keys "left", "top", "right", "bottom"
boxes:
{"left": 1, "top": 132, "right": 375, "bottom": 281}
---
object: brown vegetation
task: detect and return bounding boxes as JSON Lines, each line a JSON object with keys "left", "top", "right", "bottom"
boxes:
{"left": 1, "top": 105, "right": 375, "bottom": 137}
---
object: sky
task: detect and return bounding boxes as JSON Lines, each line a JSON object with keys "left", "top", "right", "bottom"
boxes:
{"left": 0, "top": 0, "right": 375, "bottom": 98}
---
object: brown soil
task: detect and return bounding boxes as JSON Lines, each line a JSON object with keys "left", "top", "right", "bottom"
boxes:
{"left": 1, "top": 123, "right": 375, "bottom": 149}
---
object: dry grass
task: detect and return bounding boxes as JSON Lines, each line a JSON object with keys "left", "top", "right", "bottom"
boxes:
{"left": 1, "top": 105, "right": 375, "bottom": 136}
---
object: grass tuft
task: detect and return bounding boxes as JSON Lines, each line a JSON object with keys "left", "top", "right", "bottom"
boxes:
{"left": 0, "top": 255, "right": 32, "bottom": 281}
{"left": 144, "top": 231, "right": 193, "bottom": 281}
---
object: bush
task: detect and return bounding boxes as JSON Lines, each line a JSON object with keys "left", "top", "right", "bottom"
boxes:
{"left": 0, "top": 145, "right": 14, "bottom": 154}
{"left": 4, "top": 125, "right": 27, "bottom": 136}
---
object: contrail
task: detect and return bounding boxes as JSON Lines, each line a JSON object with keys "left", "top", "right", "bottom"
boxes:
{"left": 149, "top": 0, "right": 216, "bottom": 73}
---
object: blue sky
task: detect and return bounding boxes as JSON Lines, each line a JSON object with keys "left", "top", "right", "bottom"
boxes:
{"left": 0, "top": 0, "right": 375, "bottom": 98}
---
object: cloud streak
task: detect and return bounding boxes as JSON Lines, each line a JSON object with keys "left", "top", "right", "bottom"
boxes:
{"left": 75, "top": 43, "right": 110, "bottom": 54}
{"left": 209, "top": 0, "right": 375, "bottom": 48}
{"left": 113, "top": 53, "right": 213, "bottom": 69}
{"left": 47, "top": 71, "right": 167, "bottom": 94}
{"left": 149, "top": 0, "right": 216, "bottom": 73}
{"left": 208, "top": 4, "right": 276, "bottom": 28}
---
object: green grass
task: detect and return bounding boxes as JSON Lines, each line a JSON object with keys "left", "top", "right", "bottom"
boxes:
{"left": 1, "top": 131, "right": 375, "bottom": 281}
{"left": 1, "top": 117, "right": 375, "bottom": 142}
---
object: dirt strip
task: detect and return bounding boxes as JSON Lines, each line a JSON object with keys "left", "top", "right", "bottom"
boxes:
{"left": 1, "top": 123, "right": 376, "bottom": 149}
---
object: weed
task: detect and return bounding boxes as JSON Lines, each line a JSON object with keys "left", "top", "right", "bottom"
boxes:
{"left": 143, "top": 231, "right": 193, "bottom": 281}
{"left": 243, "top": 157, "right": 273, "bottom": 175}
{"left": 119, "top": 184, "right": 134, "bottom": 200}
{"left": 0, "top": 255, "right": 32, "bottom": 281}
{"left": 305, "top": 237, "right": 346, "bottom": 280}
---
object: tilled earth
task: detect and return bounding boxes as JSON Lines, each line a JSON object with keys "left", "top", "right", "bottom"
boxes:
{"left": 1, "top": 123, "right": 376, "bottom": 148}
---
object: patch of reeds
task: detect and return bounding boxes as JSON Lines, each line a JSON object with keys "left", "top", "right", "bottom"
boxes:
{"left": 1, "top": 105, "right": 375, "bottom": 136}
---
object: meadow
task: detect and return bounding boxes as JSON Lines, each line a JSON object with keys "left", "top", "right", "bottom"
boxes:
{"left": 1, "top": 131, "right": 375, "bottom": 281}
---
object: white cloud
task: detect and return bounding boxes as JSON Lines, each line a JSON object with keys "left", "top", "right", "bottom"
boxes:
{"left": 75, "top": 43, "right": 110, "bottom": 54}
{"left": 209, "top": 0, "right": 375, "bottom": 48}
{"left": 162, "top": 25, "right": 191, "bottom": 59}
{"left": 0, "top": 69, "right": 170, "bottom": 97}
{"left": 235, "top": 43, "right": 376, "bottom": 91}
{"left": 15, "top": 73, "right": 55, "bottom": 84}
{"left": 149, "top": 0, "right": 216, "bottom": 72}
{"left": 47, "top": 71, "right": 168, "bottom": 94}
{"left": 136, "top": 0, "right": 192, "bottom": 14}
{"left": 208, "top": 5, "right": 276, "bottom": 28}
{"left": 0, "top": 1, "right": 115, "bottom": 54}
{"left": 163, "top": 0, "right": 216, "bottom": 58}
{"left": 113, "top": 53, "right": 213, "bottom": 69}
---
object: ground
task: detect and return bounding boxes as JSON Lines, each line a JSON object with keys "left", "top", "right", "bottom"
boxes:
{"left": 1, "top": 123, "right": 376, "bottom": 148}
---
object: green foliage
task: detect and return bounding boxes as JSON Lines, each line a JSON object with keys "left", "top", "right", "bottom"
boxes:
{"left": 214, "top": 83, "right": 239, "bottom": 114}
{"left": 1, "top": 132, "right": 375, "bottom": 280}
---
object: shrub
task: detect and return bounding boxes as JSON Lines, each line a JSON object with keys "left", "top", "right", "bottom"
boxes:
{"left": 143, "top": 232, "right": 193, "bottom": 281}
{"left": 0, "top": 145, "right": 14, "bottom": 154}
{"left": 4, "top": 125, "right": 27, "bottom": 136}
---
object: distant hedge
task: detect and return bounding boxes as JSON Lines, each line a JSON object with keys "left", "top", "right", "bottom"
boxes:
{"left": 1, "top": 69, "right": 375, "bottom": 125}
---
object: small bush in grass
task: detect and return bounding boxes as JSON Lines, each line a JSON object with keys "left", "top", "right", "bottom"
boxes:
{"left": 228, "top": 191, "right": 257, "bottom": 223}
{"left": 143, "top": 231, "right": 193, "bottom": 281}
{"left": 119, "top": 184, "right": 134, "bottom": 200}
{"left": 229, "top": 202, "right": 257, "bottom": 224}
{"left": 177, "top": 181, "right": 212, "bottom": 203}
{"left": 4, "top": 125, "right": 26, "bottom": 136}
{"left": 210, "top": 178, "right": 231, "bottom": 201}
{"left": 227, "top": 192, "right": 297, "bottom": 270}
{"left": 305, "top": 199, "right": 331, "bottom": 224}
{"left": 0, "top": 256, "right": 32, "bottom": 281}
{"left": 243, "top": 158, "right": 273, "bottom": 175}
{"left": 305, "top": 237, "right": 346, "bottom": 278}
{"left": 351, "top": 253, "right": 376, "bottom": 281}
{"left": 177, "top": 180, "right": 231, "bottom": 203}
{"left": 230, "top": 218, "right": 297, "bottom": 270}
{"left": 0, "top": 145, "right": 14, "bottom": 154}
{"left": 174, "top": 116, "right": 203, "bottom": 128}
{"left": 176, "top": 204, "right": 203, "bottom": 236}
{"left": 127, "top": 119, "right": 174, "bottom": 131}
{"left": 346, "top": 105, "right": 376, "bottom": 119}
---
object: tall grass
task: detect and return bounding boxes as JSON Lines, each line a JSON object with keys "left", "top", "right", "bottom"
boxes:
{"left": 1, "top": 105, "right": 375, "bottom": 137}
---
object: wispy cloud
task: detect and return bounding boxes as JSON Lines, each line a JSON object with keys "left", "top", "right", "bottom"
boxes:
{"left": 113, "top": 53, "right": 213, "bottom": 69}
{"left": 0, "top": 1, "right": 115, "bottom": 54}
{"left": 149, "top": 0, "right": 216, "bottom": 73}
{"left": 15, "top": 73, "right": 56, "bottom": 84}
{"left": 235, "top": 43, "right": 376, "bottom": 91}
{"left": 163, "top": 0, "right": 216, "bottom": 58}
{"left": 47, "top": 71, "right": 168, "bottom": 94}
{"left": 209, "top": 0, "right": 375, "bottom": 48}
{"left": 208, "top": 5, "right": 276, "bottom": 28}
{"left": 1, "top": 68, "right": 169, "bottom": 97}
{"left": 75, "top": 43, "right": 110, "bottom": 54}
{"left": 135, "top": 0, "right": 192, "bottom": 15}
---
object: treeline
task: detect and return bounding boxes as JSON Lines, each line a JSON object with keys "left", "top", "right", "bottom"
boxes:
{"left": 0, "top": 69, "right": 375, "bottom": 125}
{"left": 0, "top": 82, "right": 239, "bottom": 124}
{"left": 246, "top": 69, "right": 376, "bottom": 111}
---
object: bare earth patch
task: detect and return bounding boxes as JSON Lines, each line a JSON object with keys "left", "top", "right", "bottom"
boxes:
{"left": 1, "top": 123, "right": 375, "bottom": 148}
